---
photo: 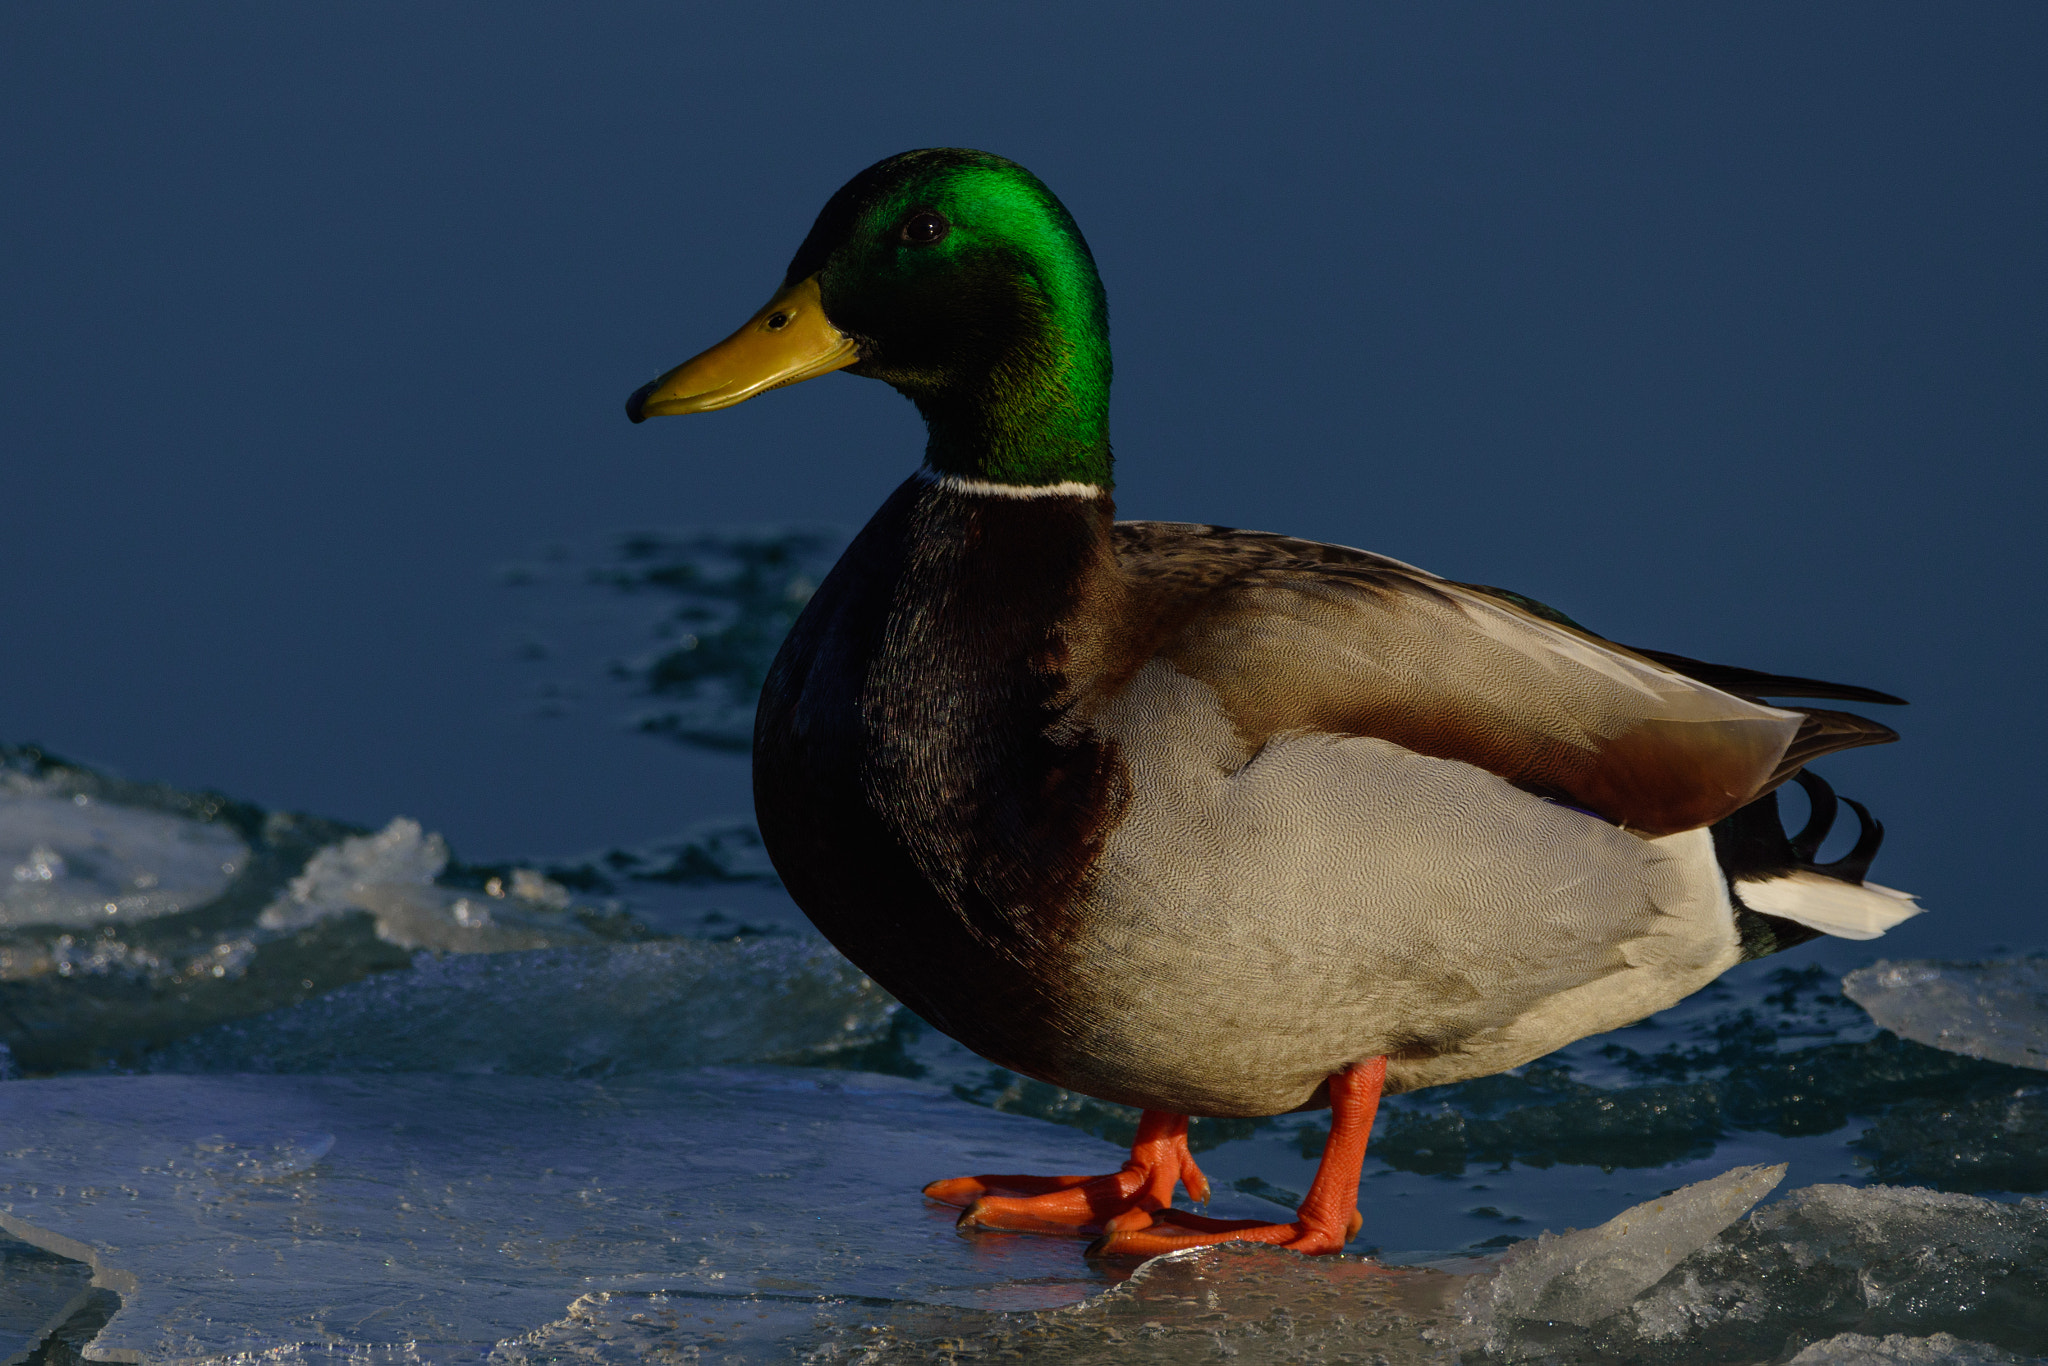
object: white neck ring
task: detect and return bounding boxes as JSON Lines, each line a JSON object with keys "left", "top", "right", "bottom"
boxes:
{"left": 920, "top": 470, "right": 1107, "bottom": 500}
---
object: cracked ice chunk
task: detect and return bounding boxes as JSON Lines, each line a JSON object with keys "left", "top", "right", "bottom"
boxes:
{"left": 1613, "top": 1183, "right": 2048, "bottom": 1358}
{"left": 260, "top": 816, "right": 449, "bottom": 928}
{"left": 257, "top": 817, "right": 604, "bottom": 951}
{"left": 0, "top": 767, "right": 376, "bottom": 1072}
{"left": 0, "top": 1235, "right": 95, "bottom": 1366}
{"left": 0, "top": 778, "right": 246, "bottom": 930}
{"left": 1844, "top": 958, "right": 2048, "bottom": 1073}
{"left": 1788, "top": 1332, "right": 2036, "bottom": 1364}
{"left": 147, "top": 935, "right": 896, "bottom": 1075}
{"left": 1456, "top": 1181, "right": 2048, "bottom": 1360}
{"left": 1461, "top": 1162, "right": 1785, "bottom": 1333}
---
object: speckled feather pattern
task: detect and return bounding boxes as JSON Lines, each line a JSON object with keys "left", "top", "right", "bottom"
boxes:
{"left": 755, "top": 479, "right": 1881, "bottom": 1118}
{"left": 1059, "top": 658, "right": 1742, "bottom": 1114}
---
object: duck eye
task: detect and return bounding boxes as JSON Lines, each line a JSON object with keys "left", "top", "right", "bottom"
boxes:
{"left": 900, "top": 211, "right": 950, "bottom": 245}
{"left": 765, "top": 312, "right": 790, "bottom": 330}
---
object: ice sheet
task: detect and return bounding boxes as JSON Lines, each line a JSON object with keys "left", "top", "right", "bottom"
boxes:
{"left": 498, "top": 1244, "right": 1473, "bottom": 1365}
{"left": 13, "top": 1068, "right": 2048, "bottom": 1366}
{"left": 0, "top": 784, "right": 405, "bottom": 1072}
{"left": 0, "top": 752, "right": 817, "bottom": 1071}
{"left": 0, "top": 1235, "right": 95, "bottom": 1366}
{"left": 491, "top": 1175, "right": 2048, "bottom": 1364}
{"left": 147, "top": 936, "right": 897, "bottom": 1075}
{"left": 0, "top": 1069, "right": 1124, "bottom": 1363}
{"left": 0, "top": 780, "right": 245, "bottom": 931}
{"left": 1844, "top": 957, "right": 2048, "bottom": 1072}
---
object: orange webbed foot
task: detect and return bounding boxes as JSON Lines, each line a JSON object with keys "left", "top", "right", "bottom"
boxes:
{"left": 1087, "top": 1206, "right": 1366, "bottom": 1257}
{"left": 923, "top": 1110, "right": 1211, "bottom": 1236}
{"left": 924, "top": 1057, "right": 1389, "bottom": 1257}
{"left": 1084, "top": 1057, "right": 1387, "bottom": 1259}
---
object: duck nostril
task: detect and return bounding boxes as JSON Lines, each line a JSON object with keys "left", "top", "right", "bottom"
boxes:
{"left": 766, "top": 312, "right": 790, "bottom": 330}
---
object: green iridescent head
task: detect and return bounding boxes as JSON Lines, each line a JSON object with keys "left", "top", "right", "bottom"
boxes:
{"left": 627, "top": 149, "right": 1113, "bottom": 489}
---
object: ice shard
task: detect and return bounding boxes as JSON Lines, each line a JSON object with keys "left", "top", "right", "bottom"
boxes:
{"left": 0, "top": 779, "right": 246, "bottom": 931}
{"left": 1459, "top": 1162, "right": 1785, "bottom": 1337}
{"left": 1787, "top": 1332, "right": 2037, "bottom": 1364}
{"left": 1844, "top": 958, "right": 2048, "bottom": 1073}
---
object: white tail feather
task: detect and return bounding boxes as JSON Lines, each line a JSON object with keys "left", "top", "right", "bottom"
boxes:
{"left": 1733, "top": 871, "right": 1922, "bottom": 941}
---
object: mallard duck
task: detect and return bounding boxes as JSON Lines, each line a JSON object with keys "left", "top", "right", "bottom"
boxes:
{"left": 626, "top": 149, "right": 1919, "bottom": 1258}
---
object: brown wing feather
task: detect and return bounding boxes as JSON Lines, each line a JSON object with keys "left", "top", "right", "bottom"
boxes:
{"left": 1108, "top": 522, "right": 1815, "bottom": 837}
{"left": 1448, "top": 589, "right": 1907, "bottom": 791}
{"left": 1765, "top": 708, "right": 1901, "bottom": 789}
{"left": 1621, "top": 648, "right": 1907, "bottom": 708}
{"left": 1606, "top": 651, "right": 1903, "bottom": 793}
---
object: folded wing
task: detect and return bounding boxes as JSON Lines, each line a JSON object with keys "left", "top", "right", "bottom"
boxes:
{"left": 1111, "top": 523, "right": 1895, "bottom": 837}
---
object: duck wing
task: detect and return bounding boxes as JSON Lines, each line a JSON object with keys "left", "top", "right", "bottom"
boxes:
{"left": 1108, "top": 522, "right": 1889, "bottom": 837}
{"left": 1449, "top": 593, "right": 1905, "bottom": 796}
{"left": 1613, "top": 647, "right": 1905, "bottom": 707}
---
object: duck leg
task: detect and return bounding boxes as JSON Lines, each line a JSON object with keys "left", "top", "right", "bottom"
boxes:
{"left": 1086, "top": 1055, "right": 1387, "bottom": 1258}
{"left": 924, "top": 1109, "right": 1212, "bottom": 1236}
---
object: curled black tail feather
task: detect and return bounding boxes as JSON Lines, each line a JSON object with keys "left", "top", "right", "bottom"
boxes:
{"left": 1787, "top": 771, "right": 1837, "bottom": 865}
{"left": 1825, "top": 796, "right": 1884, "bottom": 884}
{"left": 1711, "top": 771, "right": 1889, "bottom": 961}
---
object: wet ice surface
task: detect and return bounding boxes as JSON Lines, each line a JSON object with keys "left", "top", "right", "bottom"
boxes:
{"left": 1845, "top": 956, "right": 2048, "bottom": 1073}
{"left": 12, "top": 1077, "right": 2047, "bottom": 1366}
{"left": 0, "top": 1070, "right": 1120, "bottom": 1364}
{"left": 8, "top": 740, "right": 2048, "bottom": 1361}
{"left": 0, "top": 1235, "right": 95, "bottom": 1366}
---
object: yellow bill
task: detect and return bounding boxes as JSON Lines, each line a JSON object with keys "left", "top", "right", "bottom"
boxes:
{"left": 626, "top": 275, "right": 859, "bottom": 422}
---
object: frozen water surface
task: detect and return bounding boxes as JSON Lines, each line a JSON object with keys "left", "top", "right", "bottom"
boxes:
{"left": 0, "top": 1070, "right": 1119, "bottom": 1363}
{"left": 146, "top": 937, "right": 896, "bottom": 1075}
{"left": 10, "top": 1069, "right": 2048, "bottom": 1365}
{"left": 9, "top": 748, "right": 2048, "bottom": 1360}
{"left": 0, "top": 1072, "right": 1832, "bottom": 1366}
{"left": 0, "top": 747, "right": 810, "bottom": 1074}
{"left": 1, "top": 1235, "right": 96, "bottom": 1366}
{"left": 1844, "top": 957, "right": 2048, "bottom": 1073}
{"left": 0, "top": 778, "right": 245, "bottom": 932}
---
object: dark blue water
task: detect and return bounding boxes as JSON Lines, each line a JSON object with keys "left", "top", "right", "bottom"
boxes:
{"left": 4, "top": 3, "right": 2045, "bottom": 954}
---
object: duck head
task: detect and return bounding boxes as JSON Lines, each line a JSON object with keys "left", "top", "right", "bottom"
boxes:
{"left": 627, "top": 148, "right": 1113, "bottom": 489}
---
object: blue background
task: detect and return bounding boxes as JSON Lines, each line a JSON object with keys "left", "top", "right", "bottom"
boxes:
{"left": 4, "top": 4, "right": 2042, "bottom": 955}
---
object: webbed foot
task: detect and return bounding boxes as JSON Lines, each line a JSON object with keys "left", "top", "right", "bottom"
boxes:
{"left": 924, "top": 1109, "right": 1210, "bottom": 1236}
